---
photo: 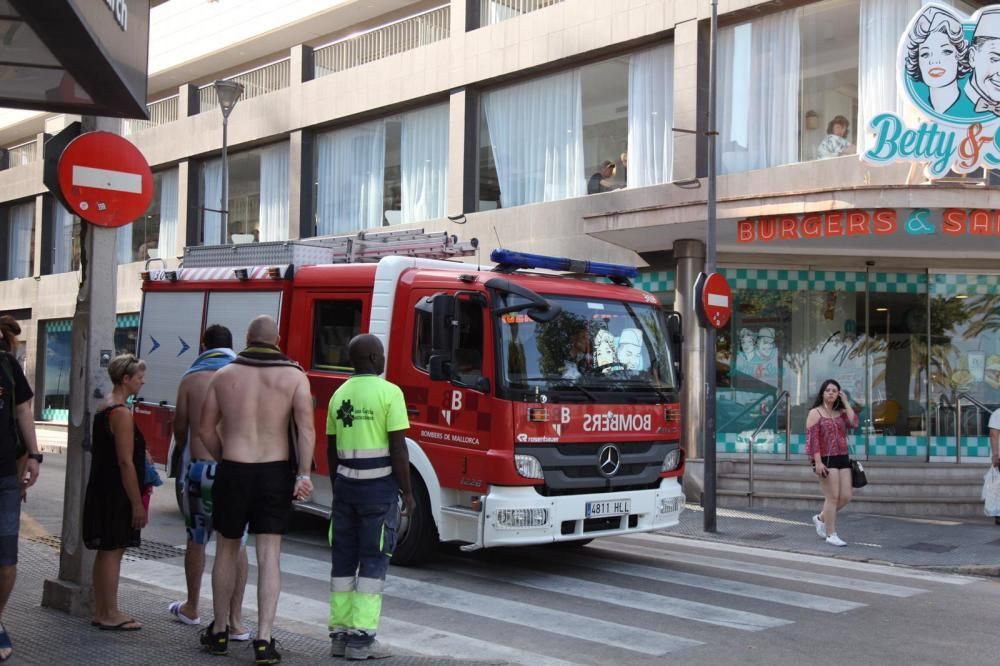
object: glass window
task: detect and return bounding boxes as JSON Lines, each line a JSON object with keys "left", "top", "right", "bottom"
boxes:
{"left": 413, "top": 307, "right": 432, "bottom": 371}
{"left": 51, "top": 200, "right": 80, "bottom": 275}
{"left": 117, "top": 169, "right": 179, "bottom": 263}
{"left": 314, "top": 104, "right": 447, "bottom": 234}
{"left": 454, "top": 300, "right": 485, "bottom": 386}
{"left": 5, "top": 200, "right": 34, "bottom": 280}
{"left": 312, "top": 300, "right": 363, "bottom": 371}
{"left": 200, "top": 143, "right": 289, "bottom": 245}
{"left": 41, "top": 319, "right": 72, "bottom": 422}
{"left": 718, "top": 0, "right": 860, "bottom": 174}
{"left": 478, "top": 47, "right": 672, "bottom": 209}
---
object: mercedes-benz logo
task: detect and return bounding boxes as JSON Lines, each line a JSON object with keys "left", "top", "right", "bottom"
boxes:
{"left": 597, "top": 444, "right": 621, "bottom": 478}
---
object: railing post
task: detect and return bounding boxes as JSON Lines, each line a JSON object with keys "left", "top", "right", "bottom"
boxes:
{"left": 784, "top": 399, "right": 791, "bottom": 461}
{"left": 748, "top": 437, "right": 754, "bottom": 507}
{"left": 956, "top": 402, "right": 962, "bottom": 464}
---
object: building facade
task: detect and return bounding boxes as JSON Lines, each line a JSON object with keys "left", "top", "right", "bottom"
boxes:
{"left": 0, "top": 0, "right": 997, "bottom": 466}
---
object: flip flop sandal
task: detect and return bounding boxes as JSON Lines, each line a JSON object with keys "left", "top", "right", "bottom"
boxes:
{"left": 95, "top": 619, "right": 142, "bottom": 631}
{"left": 0, "top": 623, "right": 13, "bottom": 662}
{"left": 168, "top": 600, "right": 201, "bottom": 626}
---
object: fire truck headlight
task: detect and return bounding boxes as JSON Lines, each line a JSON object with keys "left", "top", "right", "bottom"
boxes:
{"left": 657, "top": 496, "right": 682, "bottom": 515}
{"left": 514, "top": 454, "right": 544, "bottom": 480}
{"left": 661, "top": 449, "right": 681, "bottom": 472}
{"left": 494, "top": 508, "right": 549, "bottom": 528}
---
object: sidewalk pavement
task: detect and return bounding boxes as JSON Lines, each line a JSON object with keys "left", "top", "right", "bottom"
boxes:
{"left": 8, "top": 539, "right": 497, "bottom": 665}
{"left": 668, "top": 502, "right": 1000, "bottom": 576}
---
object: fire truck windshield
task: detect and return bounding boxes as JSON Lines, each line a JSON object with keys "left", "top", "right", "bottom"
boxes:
{"left": 496, "top": 294, "right": 675, "bottom": 400}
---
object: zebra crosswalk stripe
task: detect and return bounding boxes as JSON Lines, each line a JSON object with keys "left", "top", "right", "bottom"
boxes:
{"left": 631, "top": 534, "right": 977, "bottom": 585}
{"left": 594, "top": 541, "right": 926, "bottom": 597}
{"left": 444, "top": 559, "right": 791, "bottom": 631}
{"left": 520, "top": 549, "right": 865, "bottom": 613}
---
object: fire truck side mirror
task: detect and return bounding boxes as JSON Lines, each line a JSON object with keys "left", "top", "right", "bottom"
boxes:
{"left": 666, "top": 311, "right": 683, "bottom": 385}
{"left": 429, "top": 293, "right": 457, "bottom": 382}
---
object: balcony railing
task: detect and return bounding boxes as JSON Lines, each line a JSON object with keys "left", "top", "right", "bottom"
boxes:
{"left": 314, "top": 5, "right": 449, "bottom": 78}
{"left": 480, "top": 0, "right": 563, "bottom": 26}
{"left": 5, "top": 140, "right": 37, "bottom": 168}
{"left": 120, "top": 95, "right": 180, "bottom": 137}
{"left": 199, "top": 58, "right": 291, "bottom": 113}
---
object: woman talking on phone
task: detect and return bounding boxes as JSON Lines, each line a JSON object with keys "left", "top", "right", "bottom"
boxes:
{"left": 805, "top": 379, "right": 859, "bottom": 547}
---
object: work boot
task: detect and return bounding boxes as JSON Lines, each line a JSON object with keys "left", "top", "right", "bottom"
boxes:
{"left": 345, "top": 639, "right": 391, "bottom": 660}
{"left": 330, "top": 631, "right": 348, "bottom": 657}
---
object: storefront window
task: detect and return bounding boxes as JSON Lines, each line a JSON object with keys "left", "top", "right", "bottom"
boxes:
{"left": 314, "top": 103, "right": 448, "bottom": 234}
{"left": 478, "top": 45, "right": 672, "bottom": 209}
{"left": 718, "top": 0, "right": 860, "bottom": 174}
{"left": 201, "top": 142, "right": 289, "bottom": 245}
{"left": 928, "top": 273, "right": 1000, "bottom": 460}
{"left": 41, "top": 319, "right": 71, "bottom": 422}
{"left": 716, "top": 269, "right": 951, "bottom": 460}
{"left": 51, "top": 200, "right": 81, "bottom": 274}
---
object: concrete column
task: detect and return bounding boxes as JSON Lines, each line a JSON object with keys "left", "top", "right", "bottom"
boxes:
{"left": 32, "top": 193, "right": 44, "bottom": 278}
{"left": 674, "top": 239, "right": 705, "bottom": 465}
{"left": 447, "top": 88, "right": 479, "bottom": 216}
{"left": 671, "top": 19, "right": 700, "bottom": 181}
{"left": 290, "top": 44, "right": 314, "bottom": 84}
{"left": 176, "top": 159, "right": 196, "bottom": 257}
{"left": 178, "top": 83, "right": 198, "bottom": 117}
{"left": 287, "top": 129, "right": 313, "bottom": 240}
{"left": 453, "top": 0, "right": 472, "bottom": 34}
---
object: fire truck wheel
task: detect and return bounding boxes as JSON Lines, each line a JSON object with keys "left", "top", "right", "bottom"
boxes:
{"left": 393, "top": 472, "right": 438, "bottom": 567}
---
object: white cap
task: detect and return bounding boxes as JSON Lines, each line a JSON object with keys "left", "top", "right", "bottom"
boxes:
{"left": 757, "top": 327, "right": 775, "bottom": 341}
{"left": 619, "top": 328, "right": 642, "bottom": 349}
{"left": 974, "top": 8, "right": 1000, "bottom": 40}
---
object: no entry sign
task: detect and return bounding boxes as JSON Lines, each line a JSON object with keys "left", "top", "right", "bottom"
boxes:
{"left": 695, "top": 272, "right": 732, "bottom": 329}
{"left": 57, "top": 131, "right": 152, "bottom": 228}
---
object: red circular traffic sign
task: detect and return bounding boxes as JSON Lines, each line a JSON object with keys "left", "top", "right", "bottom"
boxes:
{"left": 57, "top": 131, "right": 153, "bottom": 228}
{"left": 700, "top": 272, "right": 732, "bottom": 329}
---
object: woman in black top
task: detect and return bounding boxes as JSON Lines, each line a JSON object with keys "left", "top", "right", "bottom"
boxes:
{"left": 83, "top": 354, "right": 148, "bottom": 631}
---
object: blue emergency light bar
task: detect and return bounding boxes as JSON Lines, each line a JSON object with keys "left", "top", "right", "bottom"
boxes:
{"left": 491, "top": 248, "right": 639, "bottom": 280}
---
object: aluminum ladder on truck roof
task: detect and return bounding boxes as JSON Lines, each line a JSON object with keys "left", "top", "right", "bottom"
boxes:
{"left": 181, "top": 229, "right": 478, "bottom": 268}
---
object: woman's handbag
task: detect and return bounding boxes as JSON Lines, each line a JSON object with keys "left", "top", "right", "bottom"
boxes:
{"left": 850, "top": 459, "right": 868, "bottom": 489}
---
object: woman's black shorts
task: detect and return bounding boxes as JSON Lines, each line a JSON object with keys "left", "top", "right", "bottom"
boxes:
{"left": 814, "top": 454, "right": 851, "bottom": 470}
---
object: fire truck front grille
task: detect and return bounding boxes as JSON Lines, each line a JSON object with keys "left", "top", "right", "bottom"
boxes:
{"left": 515, "top": 441, "right": 679, "bottom": 497}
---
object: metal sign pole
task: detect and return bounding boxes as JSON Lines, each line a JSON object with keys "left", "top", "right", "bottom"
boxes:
{"left": 703, "top": 0, "right": 719, "bottom": 533}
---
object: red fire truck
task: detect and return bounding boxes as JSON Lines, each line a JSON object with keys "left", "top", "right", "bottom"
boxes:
{"left": 135, "top": 230, "right": 685, "bottom": 564}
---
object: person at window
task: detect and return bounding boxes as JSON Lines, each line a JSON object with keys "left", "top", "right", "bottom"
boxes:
{"left": 816, "top": 116, "right": 853, "bottom": 159}
{"left": 618, "top": 151, "right": 628, "bottom": 188}
{"left": 561, "top": 327, "right": 591, "bottom": 380}
{"left": 805, "top": 379, "right": 859, "bottom": 548}
{"left": 904, "top": 6, "right": 972, "bottom": 116}
{"left": 587, "top": 161, "right": 618, "bottom": 194}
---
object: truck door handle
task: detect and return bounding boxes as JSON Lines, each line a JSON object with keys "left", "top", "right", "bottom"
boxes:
{"left": 406, "top": 407, "right": 420, "bottom": 417}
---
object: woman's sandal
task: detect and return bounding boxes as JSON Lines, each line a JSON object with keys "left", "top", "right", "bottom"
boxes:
{"left": 92, "top": 619, "right": 142, "bottom": 631}
{"left": 0, "top": 623, "right": 13, "bottom": 662}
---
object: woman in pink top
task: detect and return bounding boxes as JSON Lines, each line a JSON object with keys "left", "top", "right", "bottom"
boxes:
{"left": 805, "top": 379, "right": 859, "bottom": 547}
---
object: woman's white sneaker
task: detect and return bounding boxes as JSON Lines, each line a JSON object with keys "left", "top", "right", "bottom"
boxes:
{"left": 825, "top": 533, "right": 846, "bottom": 547}
{"left": 812, "top": 514, "right": 827, "bottom": 538}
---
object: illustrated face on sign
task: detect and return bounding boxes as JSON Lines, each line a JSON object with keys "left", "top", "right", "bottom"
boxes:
{"left": 616, "top": 328, "right": 643, "bottom": 371}
{"left": 739, "top": 328, "right": 756, "bottom": 354}
{"left": 970, "top": 37, "right": 1000, "bottom": 105}
{"left": 919, "top": 30, "right": 961, "bottom": 89}
{"left": 593, "top": 328, "right": 617, "bottom": 367}
{"left": 756, "top": 329, "right": 776, "bottom": 360}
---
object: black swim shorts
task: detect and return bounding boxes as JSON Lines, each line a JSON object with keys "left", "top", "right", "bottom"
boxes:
{"left": 212, "top": 460, "right": 294, "bottom": 538}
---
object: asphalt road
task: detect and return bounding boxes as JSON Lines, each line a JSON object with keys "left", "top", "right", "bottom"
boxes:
{"left": 24, "top": 453, "right": 1000, "bottom": 666}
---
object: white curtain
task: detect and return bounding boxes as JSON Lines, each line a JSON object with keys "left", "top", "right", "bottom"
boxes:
{"left": 158, "top": 169, "right": 179, "bottom": 259}
{"left": 717, "top": 24, "right": 744, "bottom": 174}
{"left": 116, "top": 218, "right": 133, "bottom": 263}
{"left": 483, "top": 70, "right": 585, "bottom": 207}
{"left": 53, "top": 203, "right": 74, "bottom": 273}
{"left": 258, "top": 143, "right": 289, "bottom": 241}
{"left": 401, "top": 104, "right": 449, "bottom": 224}
{"left": 202, "top": 159, "right": 223, "bottom": 245}
{"left": 7, "top": 202, "right": 32, "bottom": 279}
{"left": 746, "top": 9, "right": 800, "bottom": 171}
{"left": 628, "top": 44, "right": 674, "bottom": 188}
{"left": 316, "top": 121, "right": 385, "bottom": 235}
{"left": 858, "top": 0, "right": 923, "bottom": 154}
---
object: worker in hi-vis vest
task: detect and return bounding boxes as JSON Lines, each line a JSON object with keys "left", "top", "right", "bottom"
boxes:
{"left": 326, "top": 334, "right": 413, "bottom": 661}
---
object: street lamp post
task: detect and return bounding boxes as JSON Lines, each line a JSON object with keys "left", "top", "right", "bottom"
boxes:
{"left": 213, "top": 79, "right": 244, "bottom": 243}
{"left": 703, "top": 0, "right": 720, "bottom": 533}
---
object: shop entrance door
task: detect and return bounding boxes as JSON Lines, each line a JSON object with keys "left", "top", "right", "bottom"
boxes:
{"left": 863, "top": 276, "right": 929, "bottom": 461}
